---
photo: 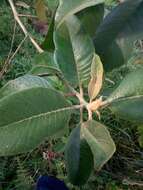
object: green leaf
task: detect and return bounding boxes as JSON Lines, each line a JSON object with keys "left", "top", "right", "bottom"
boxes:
{"left": 41, "top": 0, "right": 58, "bottom": 52}
{"left": 54, "top": 15, "right": 95, "bottom": 86}
{"left": 0, "top": 75, "right": 52, "bottom": 99}
{"left": 53, "top": 140, "right": 66, "bottom": 153}
{"left": 30, "top": 52, "right": 61, "bottom": 76}
{"left": 88, "top": 54, "right": 103, "bottom": 101}
{"left": 120, "top": 2, "right": 143, "bottom": 40}
{"left": 77, "top": 3, "right": 104, "bottom": 38}
{"left": 32, "top": 52, "right": 58, "bottom": 67}
{"left": 41, "top": 12, "right": 56, "bottom": 52}
{"left": 30, "top": 66, "right": 61, "bottom": 77}
{"left": 94, "top": 0, "right": 143, "bottom": 71}
{"left": 65, "top": 126, "right": 94, "bottom": 186}
{"left": 82, "top": 120, "right": 116, "bottom": 171}
{"left": 0, "top": 81, "right": 72, "bottom": 156}
{"left": 108, "top": 69, "right": 143, "bottom": 102}
{"left": 107, "top": 69, "right": 143, "bottom": 123}
{"left": 98, "top": 38, "right": 133, "bottom": 71}
{"left": 109, "top": 97, "right": 143, "bottom": 123}
{"left": 55, "top": 0, "right": 104, "bottom": 28}
{"left": 94, "top": 0, "right": 143, "bottom": 53}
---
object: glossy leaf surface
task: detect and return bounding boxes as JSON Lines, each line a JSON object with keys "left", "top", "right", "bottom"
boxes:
{"left": 107, "top": 69, "right": 143, "bottom": 123}
{"left": 54, "top": 15, "right": 95, "bottom": 86}
{"left": 82, "top": 120, "right": 116, "bottom": 170}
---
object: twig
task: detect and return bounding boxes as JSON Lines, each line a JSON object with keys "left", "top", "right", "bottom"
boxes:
{"left": 123, "top": 178, "right": 143, "bottom": 186}
{"left": 38, "top": 73, "right": 88, "bottom": 108}
{"left": 79, "top": 85, "right": 83, "bottom": 123}
{"left": 7, "top": 21, "right": 17, "bottom": 61}
{"left": 64, "top": 93, "right": 76, "bottom": 97}
{"left": 8, "top": 0, "right": 43, "bottom": 53}
{"left": 0, "top": 21, "right": 16, "bottom": 78}
{"left": 15, "top": 1, "right": 30, "bottom": 9}
{"left": 0, "top": 36, "right": 27, "bottom": 79}
{"left": 18, "top": 14, "right": 37, "bottom": 18}
{"left": 105, "top": 77, "right": 115, "bottom": 85}
{"left": 9, "top": 36, "right": 28, "bottom": 63}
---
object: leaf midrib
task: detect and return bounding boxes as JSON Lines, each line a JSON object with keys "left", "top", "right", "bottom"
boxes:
{"left": 67, "top": 23, "right": 81, "bottom": 86}
{"left": 108, "top": 94, "right": 143, "bottom": 105}
{"left": 1, "top": 106, "right": 74, "bottom": 129}
{"left": 84, "top": 128, "right": 106, "bottom": 154}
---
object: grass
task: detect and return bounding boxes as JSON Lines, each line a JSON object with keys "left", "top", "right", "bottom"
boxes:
{"left": 0, "top": 1, "right": 143, "bottom": 190}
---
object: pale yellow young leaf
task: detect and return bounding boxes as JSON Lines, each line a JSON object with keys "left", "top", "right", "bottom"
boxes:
{"left": 88, "top": 54, "right": 103, "bottom": 101}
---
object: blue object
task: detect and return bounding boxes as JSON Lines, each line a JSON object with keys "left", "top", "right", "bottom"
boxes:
{"left": 36, "top": 175, "right": 69, "bottom": 190}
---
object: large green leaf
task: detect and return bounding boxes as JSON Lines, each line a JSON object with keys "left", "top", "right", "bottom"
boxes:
{"left": 107, "top": 69, "right": 143, "bottom": 123}
{"left": 0, "top": 80, "right": 72, "bottom": 156}
{"left": 65, "top": 126, "right": 94, "bottom": 186}
{"left": 82, "top": 120, "right": 116, "bottom": 171}
{"left": 94, "top": 0, "right": 143, "bottom": 71}
{"left": 94, "top": 0, "right": 143, "bottom": 53}
{"left": 55, "top": 0, "right": 104, "bottom": 28}
{"left": 0, "top": 75, "right": 52, "bottom": 99}
{"left": 54, "top": 15, "right": 96, "bottom": 86}
{"left": 77, "top": 3, "right": 104, "bottom": 38}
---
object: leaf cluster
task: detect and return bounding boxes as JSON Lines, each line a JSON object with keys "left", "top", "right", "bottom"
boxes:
{"left": 1, "top": 0, "right": 143, "bottom": 187}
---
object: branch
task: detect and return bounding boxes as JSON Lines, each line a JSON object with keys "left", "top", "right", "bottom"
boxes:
{"left": 0, "top": 36, "right": 27, "bottom": 79}
{"left": 7, "top": 21, "right": 17, "bottom": 61}
{"left": 0, "top": 21, "right": 17, "bottom": 79}
{"left": 38, "top": 73, "right": 88, "bottom": 107}
{"left": 79, "top": 85, "right": 84, "bottom": 123}
{"left": 8, "top": 0, "right": 44, "bottom": 53}
{"left": 18, "top": 14, "right": 37, "bottom": 18}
